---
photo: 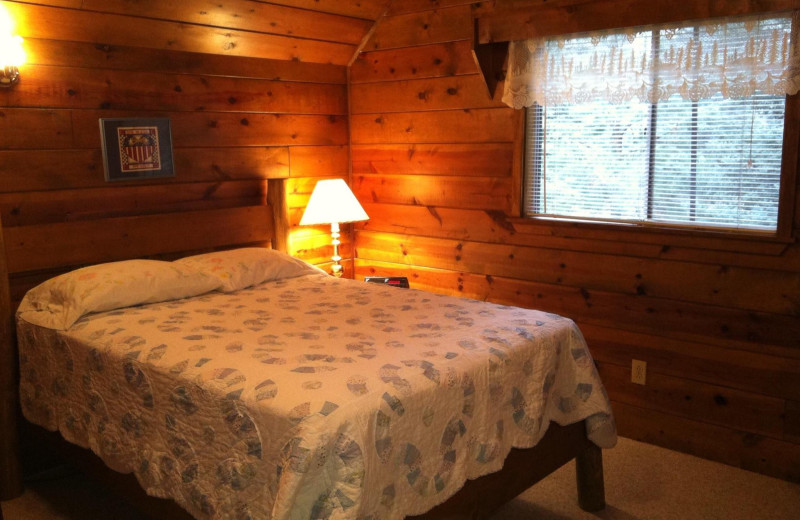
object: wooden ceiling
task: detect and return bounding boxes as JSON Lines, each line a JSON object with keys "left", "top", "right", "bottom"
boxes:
{"left": 4, "top": 0, "right": 394, "bottom": 66}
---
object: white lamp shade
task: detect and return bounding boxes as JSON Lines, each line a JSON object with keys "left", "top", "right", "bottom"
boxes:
{"left": 299, "top": 179, "right": 369, "bottom": 226}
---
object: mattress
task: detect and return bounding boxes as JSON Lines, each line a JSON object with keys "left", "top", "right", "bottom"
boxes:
{"left": 17, "top": 272, "right": 616, "bottom": 520}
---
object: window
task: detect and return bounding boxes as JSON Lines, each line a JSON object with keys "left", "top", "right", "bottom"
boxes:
{"left": 506, "top": 13, "right": 798, "bottom": 233}
{"left": 524, "top": 93, "right": 786, "bottom": 230}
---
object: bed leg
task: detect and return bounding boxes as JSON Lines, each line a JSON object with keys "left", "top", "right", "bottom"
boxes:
{"left": 576, "top": 443, "right": 605, "bottom": 512}
{"left": 0, "top": 400, "right": 23, "bottom": 501}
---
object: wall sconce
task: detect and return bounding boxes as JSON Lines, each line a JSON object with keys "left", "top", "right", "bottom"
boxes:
{"left": 299, "top": 179, "right": 369, "bottom": 277}
{"left": 0, "top": 4, "right": 24, "bottom": 87}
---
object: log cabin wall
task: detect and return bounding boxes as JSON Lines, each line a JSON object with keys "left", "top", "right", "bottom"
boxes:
{"left": 0, "top": 0, "right": 391, "bottom": 302}
{"left": 351, "top": 0, "right": 800, "bottom": 482}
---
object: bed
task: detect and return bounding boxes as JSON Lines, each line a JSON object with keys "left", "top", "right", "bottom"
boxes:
{"left": 0, "top": 178, "right": 615, "bottom": 520}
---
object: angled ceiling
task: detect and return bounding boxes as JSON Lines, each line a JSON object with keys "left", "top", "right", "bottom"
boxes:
{"left": 6, "top": 0, "right": 394, "bottom": 65}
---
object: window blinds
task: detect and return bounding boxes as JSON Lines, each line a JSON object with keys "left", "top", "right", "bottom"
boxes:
{"left": 524, "top": 95, "right": 785, "bottom": 229}
{"left": 518, "top": 12, "right": 792, "bottom": 231}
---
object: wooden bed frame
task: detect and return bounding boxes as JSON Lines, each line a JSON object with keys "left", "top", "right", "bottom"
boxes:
{"left": 0, "top": 177, "right": 605, "bottom": 519}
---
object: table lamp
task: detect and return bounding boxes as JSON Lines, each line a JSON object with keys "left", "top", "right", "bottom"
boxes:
{"left": 299, "top": 179, "right": 369, "bottom": 277}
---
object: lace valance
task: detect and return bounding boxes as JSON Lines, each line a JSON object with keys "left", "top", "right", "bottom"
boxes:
{"left": 502, "top": 11, "right": 800, "bottom": 108}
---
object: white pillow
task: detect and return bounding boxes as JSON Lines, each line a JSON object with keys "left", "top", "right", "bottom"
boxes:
{"left": 17, "top": 259, "right": 221, "bottom": 330}
{"left": 175, "top": 248, "right": 324, "bottom": 292}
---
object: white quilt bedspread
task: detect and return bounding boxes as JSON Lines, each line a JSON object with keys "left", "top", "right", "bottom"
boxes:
{"left": 18, "top": 273, "right": 616, "bottom": 520}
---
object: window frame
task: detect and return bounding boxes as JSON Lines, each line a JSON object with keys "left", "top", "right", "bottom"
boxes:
{"left": 513, "top": 91, "right": 799, "bottom": 252}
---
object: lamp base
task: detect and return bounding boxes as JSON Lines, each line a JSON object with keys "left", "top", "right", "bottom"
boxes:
{"left": 0, "top": 66, "right": 20, "bottom": 87}
{"left": 330, "top": 222, "right": 343, "bottom": 278}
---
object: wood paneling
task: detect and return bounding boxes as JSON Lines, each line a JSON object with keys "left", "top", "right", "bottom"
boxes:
{"left": 477, "top": 0, "right": 800, "bottom": 43}
{"left": 351, "top": 108, "right": 517, "bottom": 143}
{"left": 0, "top": 0, "right": 356, "bottom": 276}
{"left": 6, "top": 2, "right": 356, "bottom": 65}
{"left": 614, "top": 401, "right": 800, "bottom": 483}
{"left": 350, "top": 40, "right": 477, "bottom": 83}
{"left": 4, "top": 206, "right": 273, "bottom": 273}
{"left": 510, "top": 219, "right": 797, "bottom": 266}
{"left": 0, "top": 180, "right": 266, "bottom": 226}
{"left": 582, "top": 324, "right": 800, "bottom": 400}
{"left": 350, "top": 74, "right": 504, "bottom": 113}
{"left": 366, "top": 5, "right": 473, "bottom": 50}
{"left": 67, "top": 111, "right": 348, "bottom": 148}
{"left": 2, "top": 65, "right": 347, "bottom": 114}
{"left": 352, "top": 143, "right": 513, "bottom": 176}
{"left": 352, "top": 0, "right": 800, "bottom": 483}
{"left": 388, "top": 0, "right": 487, "bottom": 16}
{"left": 358, "top": 202, "right": 696, "bottom": 258}
{"left": 266, "top": 0, "right": 390, "bottom": 20}
{"left": 289, "top": 145, "right": 350, "bottom": 177}
{"left": 358, "top": 203, "right": 521, "bottom": 241}
{"left": 597, "top": 362, "right": 786, "bottom": 438}
{"left": 354, "top": 174, "right": 512, "bottom": 210}
{"left": 0, "top": 148, "right": 288, "bottom": 192}
{"left": 355, "top": 230, "right": 800, "bottom": 317}
{"left": 0, "top": 109, "right": 73, "bottom": 150}
{"left": 23, "top": 39, "right": 347, "bottom": 84}
{"left": 79, "top": 0, "right": 373, "bottom": 45}
{"left": 5, "top": 2, "right": 357, "bottom": 64}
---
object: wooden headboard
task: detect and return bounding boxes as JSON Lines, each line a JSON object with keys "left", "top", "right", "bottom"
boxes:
{"left": 0, "top": 176, "right": 289, "bottom": 500}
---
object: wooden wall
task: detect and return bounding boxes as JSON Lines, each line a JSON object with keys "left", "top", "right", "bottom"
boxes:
{"left": 351, "top": 0, "right": 800, "bottom": 482}
{"left": 0, "top": 0, "right": 389, "bottom": 295}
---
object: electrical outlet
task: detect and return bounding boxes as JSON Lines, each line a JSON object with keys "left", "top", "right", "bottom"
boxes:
{"left": 631, "top": 359, "right": 647, "bottom": 385}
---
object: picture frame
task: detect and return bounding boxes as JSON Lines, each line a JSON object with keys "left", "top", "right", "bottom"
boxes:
{"left": 99, "top": 118, "right": 175, "bottom": 182}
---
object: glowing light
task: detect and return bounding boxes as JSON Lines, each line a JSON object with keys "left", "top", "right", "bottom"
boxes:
{"left": 0, "top": 4, "right": 11, "bottom": 35}
{"left": 0, "top": 2, "right": 24, "bottom": 86}
{"left": 0, "top": 34, "right": 25, "bottom": 66}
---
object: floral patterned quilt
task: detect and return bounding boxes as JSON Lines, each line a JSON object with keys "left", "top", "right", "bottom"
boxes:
{"left": 17, "top": 273, "right": 616, "bottom": 520}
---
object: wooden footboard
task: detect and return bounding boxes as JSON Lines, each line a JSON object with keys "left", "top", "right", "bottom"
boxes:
{"left": 22, "top": 419, "right": 603, "bottom": 520}
{"left": 23, "top": 423, "right": 195, "bottom": 520}
{"left": 413, "top": 420, "right": 603, "bottom": 520}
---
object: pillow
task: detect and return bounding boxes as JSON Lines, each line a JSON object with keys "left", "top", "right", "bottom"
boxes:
{"left": 174, "top": 248, "right": 324, "bottom": 292}
{"left": 17, "top": 259, "right": 221, "bottom": 330}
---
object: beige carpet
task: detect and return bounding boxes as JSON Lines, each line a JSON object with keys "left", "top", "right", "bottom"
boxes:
{"left": 2, "top": 437, "right": 799, "bottom": 520}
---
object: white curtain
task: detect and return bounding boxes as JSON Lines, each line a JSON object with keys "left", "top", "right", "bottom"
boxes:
{"left": 502, "top": 11, "right": 800, "bottom": 108}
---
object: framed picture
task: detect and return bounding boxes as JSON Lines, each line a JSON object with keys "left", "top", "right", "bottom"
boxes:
{"left": 99, "top": 118, "right": 175, "bottom": 181}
